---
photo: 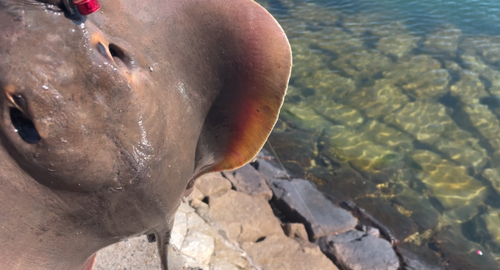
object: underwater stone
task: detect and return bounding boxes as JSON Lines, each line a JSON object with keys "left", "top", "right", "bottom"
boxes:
{"left": 397, "top": 243, "right": 444, "bottom": 270}
{"left": 460, "top": 53, "right": 490, "bottom": 73}
{"left": 288, "top": 1, "right": 342, "bottom": 24}
{"left": 267, "top": 129, "right": 317, "bottom": 178}
{"left": 280, "top": 104, "right": 331, "bottom": 132}
{"left": 389, "top": 173, "right": 440, "bottom": 231}
{"left": 450, "top": 70, "right": 488, "bottom": 103}
{"left": 432, "top": 225, "right": 500, "bottom": 270}
{"left": 464, "top": 103, "right": 500, "bottom": 152}
{"left": 355, "top": 196, "right": 419, "bottom": 240}
{"left": 481, "top": 209, "right": 500, "bottom": 244}
{"left": 444, "top": 60, "right": 461, "bottom": 72}
{"left": 464, "top": 35, "right": 500, "bottom": 65}
{"left": 370, "top": 21, "right": 409, "bottom": 37}
{"left": 384, "top": 101, "right": 454, "bottom": 144}
{"left": 402, "top": 68, "right": 450, "bottom": 100}
{"left": 384, "top": 55, "right": 442, "bottom": 85}
{"left": 377, "top": 33, "right": 419, "bottom": 58}
{"left": 341, "top": 12, "right": 386, "bottom": 37}
{"left": 434, "top": 138, "right": 488, "bottom": 171}
{"left": 310, "top": 167, "right": 379, "bottom": 204}
{"left": 331, "top": 51, "right": 392, "bottom": 81}
{"left": 312, "top": 26, "right": 365, "bottom": 55}
{"left": 290, "top": 40, "right": 331, "bottom": 83}
{"left": 481, "top": 68, "right": 500, "bottom": 96}
{"left": 294, "top": 69, "right": 357, "bottom": 99}
{"left": 411, "top": 150, "right": 487, "bottom": 221}
{"left": 322, "top": 125, "right": 404, "bottom": 172}
{"left": 441, "top": 129, "right": 487, "bottom": 171}
{"left": 310, "top": 98, "right": 364, "bottom": 127}
{"left": 482, "top": 168, "right": 500, "bottom": 195}
{"left": 357, "top": 120, "right": 413, "bottom": 152}
{"left": 343, "top": 79, "right": 409, "bottom": 119}
{"left": 422, "top": 24, "right": 461, "bottom": 55}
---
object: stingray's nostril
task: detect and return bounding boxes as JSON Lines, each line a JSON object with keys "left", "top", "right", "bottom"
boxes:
{"left": 10, "top": 108, "right": 41, "bottom": 144}
{"left": 108, "top": 43, "right": 135, "bottom": 69}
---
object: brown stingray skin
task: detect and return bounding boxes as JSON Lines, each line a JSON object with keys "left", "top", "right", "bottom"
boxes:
{"left": 0, "top": 0, "right": 291, "bottom": 269}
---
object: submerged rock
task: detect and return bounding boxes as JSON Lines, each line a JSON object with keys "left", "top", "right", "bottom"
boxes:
{"left": 309, "top": 97, "right": 364, "bottom": 127}
{"left": 411, "top": 150, "right": 487, "bottom": 221}
{"left": 422, "top": 24, "right": 462, "bottom": 56}
{"left": 354, "top": 196, "right": 419, "bottom": 241}
{"left": 309, "top": 167, "right": 380, "bottom": 204}
{"left": 464, "top": 103, "right": 500, "bottom": 152}
{"left": 322, "top": 125, "right": 405, "bottom": 172}
{"left": 384, "top": 101, "right": 454, "bottom": 144}
{"left": 280, "top": 104, "right": 331, "bottom": 132}
{"left": 402, "top": 69, "right": 450, "bottom": 100}
{"left": 481, "top": 209, "right": 500, "bottom": 244}
{"left": 432, "top": 225, "right": 500, "bottom": 270}
{"left": 331, "top": 51, "right": 393, "bottom": 81}
{"left": 288, "top": 1, "right": 342, "bottom": 25}
{"left": 396, "top": 242, "right": 444, "bottom": 270}
{"left": 383, "top": 54, "right": 450, "bottom": 100}
{"left": 461, "top": 35, "right": 500, "bottom": 65}
{"left": 293, "top": 69, "right": 357, "bottom": 99}
{"left": 482, "top": 168, "right": 500, "bottom": 195}
{"left": 370, "top": 21, "right": 409, "bottom": 37}
{"left": 460, "top": 53, "right": 490, "bottom": 73}
{"left": 267, "top": 129, "right": 317, "bottom": 178}
{"left": 342, "top": 79, "right": 409, "bottom": 119}
{"left": 377, "top": 33, "right": 419, "bottom": 58}
{"left": 450, "top": 70, "right": 489, "bottom": 103}
{"left": 389, "top": 175, "right": 440, "bottom": 231}
{"left": 435, "top": 138, "right": 488, "bottom": 171}
{"left": 357, "top": 120, "right": 413, "bottom": 153}
{"left": 384, "top": 55, "right": 442, "bottom": 84}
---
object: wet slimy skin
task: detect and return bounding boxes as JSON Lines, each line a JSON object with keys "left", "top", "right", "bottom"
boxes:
{"left": 0, "top": 0, "right": 291, "bottom": 269}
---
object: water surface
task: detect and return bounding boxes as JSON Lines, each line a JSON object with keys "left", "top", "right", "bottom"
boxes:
{"left": 259, "top": 0, "right": 500, "bottom": 268}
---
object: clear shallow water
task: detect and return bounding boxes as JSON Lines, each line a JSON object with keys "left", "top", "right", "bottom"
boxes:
{"left": 258, "top": 0, "right": 500, "bottom": 268}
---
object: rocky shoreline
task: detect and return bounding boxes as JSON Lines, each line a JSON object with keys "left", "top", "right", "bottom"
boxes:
{"left": 93, "top": 150, "right": 443, "bottom": 270}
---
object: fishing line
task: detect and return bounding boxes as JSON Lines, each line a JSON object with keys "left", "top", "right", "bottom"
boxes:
{"left": 265, "top": 140, "right": 291, "bottom": 181}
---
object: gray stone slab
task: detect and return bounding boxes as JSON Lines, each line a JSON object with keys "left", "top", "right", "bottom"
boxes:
{"left": 255, "top": 159, "right": 289, "bottom": 180}
{"left": 318, "top": 230, "right": 399, "bottom": 270}
{"left": 223, "top": 164, "right": 273, "bottom": 200}
{"left": 269, "top": 178, "right": 356, "bottom": 239}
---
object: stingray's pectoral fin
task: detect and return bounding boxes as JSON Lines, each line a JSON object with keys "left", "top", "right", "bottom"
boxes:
{"left": 192, "top": 0, "right": 292, "bottom": 179}
{"left": 81, "top": 253, "right": 97, "bottom": 270}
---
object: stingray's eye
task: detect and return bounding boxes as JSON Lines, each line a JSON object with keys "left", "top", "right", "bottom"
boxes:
{"left": 9, "top": 95, "right": 40, "bottom": 144}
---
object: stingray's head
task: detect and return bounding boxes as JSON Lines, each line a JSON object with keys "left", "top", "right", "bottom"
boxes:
{"left": 0, "top": 0, "right": 291, "bottom": 268}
